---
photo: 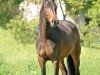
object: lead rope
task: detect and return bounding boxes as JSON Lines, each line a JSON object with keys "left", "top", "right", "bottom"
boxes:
{"left": 58, "top": 0, "right": 66, "bottom": 20}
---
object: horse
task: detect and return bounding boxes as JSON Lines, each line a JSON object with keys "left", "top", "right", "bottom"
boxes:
{"left": 36, "top": 0, "right": 81, "bottom": 75}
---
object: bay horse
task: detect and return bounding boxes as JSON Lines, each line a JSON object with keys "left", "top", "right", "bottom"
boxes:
{"left": 36, "top": 0, "right": 81, "bottom": 75}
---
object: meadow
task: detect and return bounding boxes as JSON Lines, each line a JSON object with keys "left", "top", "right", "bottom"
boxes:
{"left": 0, "top": 27, "right": 100, "bottom": 75}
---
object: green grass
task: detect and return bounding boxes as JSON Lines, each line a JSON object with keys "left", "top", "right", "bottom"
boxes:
{"left": 0, "top": 28, "right": 100, "bottom": 75}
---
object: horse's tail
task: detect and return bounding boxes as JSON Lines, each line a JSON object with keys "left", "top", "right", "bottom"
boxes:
{"left": 67, "top": 55, "right": 75, "bottom": 75}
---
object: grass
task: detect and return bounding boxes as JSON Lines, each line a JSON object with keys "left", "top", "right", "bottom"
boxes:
{"left": 0, "top": 27, "right": 100, "bottom": 75}
{"left": 80, "top": 47, "right": 100, "bottom": 75}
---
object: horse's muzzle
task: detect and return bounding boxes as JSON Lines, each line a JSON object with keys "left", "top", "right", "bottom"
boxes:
{"left": 48, "top": 19, "right": 59, "bottom": 27}
{"left": 52, "top": 20, "right": 59, "bottom": 27}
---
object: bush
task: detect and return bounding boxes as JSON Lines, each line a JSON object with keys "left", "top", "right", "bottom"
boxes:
{"left": 80, "top": 22, "right": 100, "bottom": 48}
{"left": 79, "top": 1, "right": 100, "bottom": 49}
{"left": 7, "top": 16, "right": 38, "bottom": 44}
{"left": 0, "top": 0, "right": 23, "bottom": 28}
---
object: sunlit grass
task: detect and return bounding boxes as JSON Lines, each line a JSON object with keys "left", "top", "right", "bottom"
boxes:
{"left": 0, "top": 28, "right": 100, "bottom": 75}
{"left": 80, "top": 47, "right": 100, "bottom": 75}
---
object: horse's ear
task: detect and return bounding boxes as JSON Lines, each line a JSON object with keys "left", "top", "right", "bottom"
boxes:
{"left": 44, "top": 0, "right": 50, "bottom": 6}
{"left": 44, "top": 0, "right": 53, "bottom": 2}
{"left": 44, "top": 0, "right": 49, "bottom": 1}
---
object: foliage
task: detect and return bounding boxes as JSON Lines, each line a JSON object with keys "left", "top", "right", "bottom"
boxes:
{"left": 80, "top": 0, "right": 100, "bottom": 48}
{"left": 64, "top": 0, "right": 100, "bottom": 48}
{"left": 0, "top": 0, "right": 39, "bottom": 44}
{"left": 0, "top": 0, "right": 100, "bottom": 47}
{"left": 7, "top": 16, "right": 38, "bottom": 44}
{"left": 0, "top": 0, "right": 23, "bottom": 28}
{"left": 64, "top": 0, "right": 94, "bottom": 16}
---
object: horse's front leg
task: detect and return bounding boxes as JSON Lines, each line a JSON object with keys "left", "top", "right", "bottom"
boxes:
{"left": 53, "top": 60, "right": 59, "bottom": 75}
{"left": 38, "top": 56, "right": 46, "bottom": 75}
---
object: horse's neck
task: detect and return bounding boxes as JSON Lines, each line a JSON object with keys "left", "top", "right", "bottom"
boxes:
{"left": 38, "top": 18, "right": 47, "bottom": 40}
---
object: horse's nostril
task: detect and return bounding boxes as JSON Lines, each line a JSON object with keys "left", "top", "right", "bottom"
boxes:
{"left": 54, "top": 21, "right": 57, "bottom": 24}
{"left": 52, "top": 20, "right": 54, "bottom": 23}
{"left": 52, "top": 20, "right": 54, "bottom": 22}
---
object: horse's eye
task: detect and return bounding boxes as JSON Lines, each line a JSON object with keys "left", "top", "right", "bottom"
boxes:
{"left": 44, "top": 6, "right": 46, "bottom": 8}
{"left": 44, "top": 5, "right": 47, "bottom": 9}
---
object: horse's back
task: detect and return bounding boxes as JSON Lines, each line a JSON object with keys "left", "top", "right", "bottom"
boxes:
{"left": 58, "top": 20, "right": 80, "bottom": 40}
{"left": 58, "top": 20, "right": 77, "bottom": 33}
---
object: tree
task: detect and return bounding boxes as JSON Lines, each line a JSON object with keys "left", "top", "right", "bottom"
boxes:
{"left": 64, "top": 0, "right": 100, "bottom": 48}
{"left": 0, "top": 0, "right": 23, "bottom": 27}
{"left": 64, "top": 0, "right": 94, "bottom": 16}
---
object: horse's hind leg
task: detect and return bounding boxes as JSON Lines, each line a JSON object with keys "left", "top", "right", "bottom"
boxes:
{"left": 59, "top": 59, "right": 68, "bottom": 75}
{"left": 38, "top": 56, "right": 46, "bottom": 75}
{"left": 71, "top": 44, "right": 81, "bottom": 75}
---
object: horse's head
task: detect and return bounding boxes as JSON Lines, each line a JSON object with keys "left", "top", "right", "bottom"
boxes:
{"left": 41, "top": 0, "right": 58, "bottom": 27}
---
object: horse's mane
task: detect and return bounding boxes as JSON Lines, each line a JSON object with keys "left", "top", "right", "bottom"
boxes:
{"left": 39, "top": 0, "right": 45, "bottom": 21}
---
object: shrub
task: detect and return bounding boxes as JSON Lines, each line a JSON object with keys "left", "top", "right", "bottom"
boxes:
{"left": 80, "top": 22, "right": 100, "bottom": 48}
{"left": 7, "top": 16, "right": 38, "bottom": 44}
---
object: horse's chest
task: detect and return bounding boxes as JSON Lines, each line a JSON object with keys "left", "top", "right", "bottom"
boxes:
{"left": 36, "top": 39, "right": 55, "bottom": 59}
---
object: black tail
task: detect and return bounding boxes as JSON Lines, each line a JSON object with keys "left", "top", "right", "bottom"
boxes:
{"left": 67, "top": 55, "right": 75, "bottom": 75}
